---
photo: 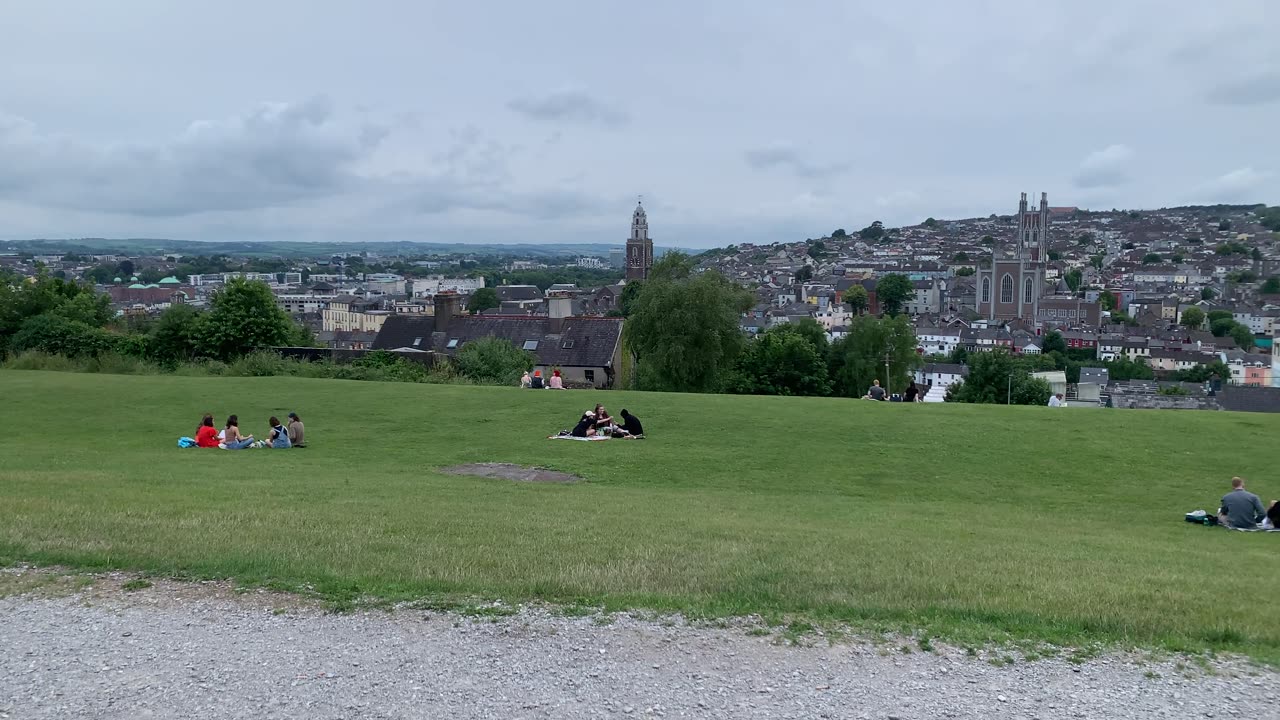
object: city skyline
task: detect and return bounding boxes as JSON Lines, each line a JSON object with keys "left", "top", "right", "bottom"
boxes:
{"left": 0, "top": 1, "right": 1276, "bottom": 248}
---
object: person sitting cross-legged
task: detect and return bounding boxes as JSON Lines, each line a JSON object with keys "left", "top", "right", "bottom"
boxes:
{"left": 1218, "top": 476, "right": 1265, "bottom": 529}
{"left": 616, "top": 409, "right": 644, "bottom": 438}
{"left": 221, "top": 415, "right": 254, "bottom": 450}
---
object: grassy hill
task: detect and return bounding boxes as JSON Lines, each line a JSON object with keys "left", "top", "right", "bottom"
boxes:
{"left": 1, "top": 371, "right": 1277, "bottom": 662}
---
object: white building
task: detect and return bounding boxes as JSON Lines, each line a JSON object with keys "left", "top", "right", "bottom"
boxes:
{"left": 576, "top": 257, "right": 607, "bottom": 270}
{"left": 412, "top": 275, "right": 486, "bottom": 297}
{"left": 916, "top": 362, "right": 968, "bottom": 402}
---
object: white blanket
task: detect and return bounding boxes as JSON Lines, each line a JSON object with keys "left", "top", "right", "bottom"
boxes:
{"left": 547, "top": 434, "right": 610, "bottom": 441}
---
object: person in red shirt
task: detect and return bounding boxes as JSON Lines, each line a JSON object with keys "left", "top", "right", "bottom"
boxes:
{"left": 195, "top": 415, "right": 220, "bottom": 448}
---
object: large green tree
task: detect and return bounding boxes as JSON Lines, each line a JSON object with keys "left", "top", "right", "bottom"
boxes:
{"left": 195, "top": 277, "right": 299, "bottom": 361}
{"left": 468, "top": 287, "right": 499, "bottom": 315}
{"left": 844, "top": 285, "right": 869, "bottom": 315}
{"left": 455, "top": 336, "right": 534, "bottom": 385}
{"left": 1041, "top": 330, "right": 1068, "bottom": 355}
{"left": 827, "top": 314, "right": 919, "bottom": 398}
{"left": 624, "top": 252, "right": 752, "bottom": 393}
{"left": 875, "top": 273, "right": 913, "bottom": 316}
{"left": 0, "top": 274, "right": 112, "bottom": 355}
{"left": 728, "top": 324, "right": 831, "bottom": 397}
{"left": 1179, "top": 306, "right": 1205, "bottom": 330}
{"left": 148, "top": 304, "right": 203, "bottom": 364}
{"left": 945, "top": 350, "right": 1051, "bottom": 405}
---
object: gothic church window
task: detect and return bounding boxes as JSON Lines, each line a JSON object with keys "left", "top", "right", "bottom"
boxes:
{"left": 1024, "top": 277, "right": 1033, "bottom": 304}
{"left": 981, "top": 277, "right": 990, "bottom": 303}
{"left": 1000, "top": 274, "right": 1013, "bottom": 304}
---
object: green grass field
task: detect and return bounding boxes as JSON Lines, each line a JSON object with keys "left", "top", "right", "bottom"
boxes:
{"left": 1, "top": 370, "right": 1277, "bottom": 662}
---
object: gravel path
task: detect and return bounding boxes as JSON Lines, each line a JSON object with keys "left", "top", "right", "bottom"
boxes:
{"left": 1, "top": 574, "right": 1275, "bottom": 719}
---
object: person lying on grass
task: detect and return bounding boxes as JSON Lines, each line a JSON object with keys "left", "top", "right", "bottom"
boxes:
{"left": 220, "top": 415, "right": 254, "bottom": 450}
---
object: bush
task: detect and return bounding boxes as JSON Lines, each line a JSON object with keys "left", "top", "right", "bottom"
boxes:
{"left": 2, "top": 351, "right": 84, "bottom": 372}
{"left": 224, "top": 351, "right": 293, "bottom": 377}
{"left": 455, "top": 337, "right": 534, "bottom": 385}
{"left": 9, "top": 314, "right": 118, "bottom": 358}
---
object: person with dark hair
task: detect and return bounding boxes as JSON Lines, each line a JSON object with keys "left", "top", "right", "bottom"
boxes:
{"left": 1264, "top": 499, "right": 1280, "bottom": 530}
{"left": 570, "top": 411, "right": 597, "bottom": 438}
{"left": 222, "top": 415, "right": 254, "bottom": 450}
{"left": 903, "top": 381, "right": 920, "bottom": 403}
{"left": 618, "top": 409, "right": 644, "bottom": 438}
{"left": 286, "top": 412, "right": 305, "bottom": 448}
{"left": 1218, "top": 477, "right": 1264, "bottom": 529}
{"left": 195, "top": 415, "right": 220, "bottom": 448}
{"left": 265, "top": 416, "right": 292, "bottom": 449}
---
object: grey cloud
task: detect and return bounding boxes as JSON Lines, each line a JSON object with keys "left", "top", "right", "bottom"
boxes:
{"left": 0, "top": 97, "right": 382, "bottom": 216}
{"left": 1206, "top": 70, "right": 1280, "bottom": 105}
{"left": 1194, "top": 167, "right": 1272, "bottom": 202}
{"left": 1073, "top": 144, "right": 1135, "bottom": 189}
{"left": 744, "top": 145, "right": 848, "bottom": 179}
{"left": 507, "top": 90, "right": 629, "bottom": 128}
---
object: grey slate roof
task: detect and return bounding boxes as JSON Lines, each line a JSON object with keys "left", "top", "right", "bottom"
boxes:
{"left": 373, "top": 314, "right": 622, "bottom": 368}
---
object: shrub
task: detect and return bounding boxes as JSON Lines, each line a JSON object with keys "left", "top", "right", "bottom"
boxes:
{"left": 1, "top": 351, "right": 83, "bottom": 372}
{"left": 225, "top": 351, "right": 292, "bottom": 377}
{"left": 454, "top": 337, "right": 534, "bottom": 385}
{"left": 9, "top": 314, "right": 117, "bottom": 358}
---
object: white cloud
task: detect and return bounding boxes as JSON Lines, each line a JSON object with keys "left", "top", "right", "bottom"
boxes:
{"left": 1193, "top": 168, "right": 1273, "bottom": 202}
{"left": 1073, "top": 144, "right": 1135, "bottom": 188}
{"left": 1205, "top": 70, "right": 1280, "bottom": 106}
{"left": 507, "top": 89, "right": 629, "bottom": 128}
{"left": 744, "top": 144, "right": 848, "bottom": 179}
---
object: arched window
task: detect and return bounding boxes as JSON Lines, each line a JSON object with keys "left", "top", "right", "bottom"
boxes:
{"left": 1000, "top": 274, "right": 1013, "bottom": 304}
{"left": 981, "top": 277, "right": 991, "bottom": 303}
{"left": 1024, "top": 230, "right": 1031, "bottom": 244}
{"left": 1024, "top": 277, "right": 1034, "bottom": 304}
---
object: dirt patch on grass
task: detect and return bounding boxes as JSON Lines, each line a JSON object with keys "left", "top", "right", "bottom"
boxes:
{"left": 441, "top": 462, "right": 582, "bottom": 484}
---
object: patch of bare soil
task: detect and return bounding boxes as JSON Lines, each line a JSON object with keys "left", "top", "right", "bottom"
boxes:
{"left": 441, "top": 462, "right": 582, "bottom": 484}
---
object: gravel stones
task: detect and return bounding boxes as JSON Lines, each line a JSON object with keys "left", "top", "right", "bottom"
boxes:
{"left": 0, "top": 576, "right": 1275, "bottom": 719}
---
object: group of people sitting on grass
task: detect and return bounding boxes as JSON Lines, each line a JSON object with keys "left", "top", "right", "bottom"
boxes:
{"left": 191, "top": 412, "right": 305, "bottom": 450}
{"left": 862, "top": 379, "right": 924, "bottom": 402}
{"left": 557, "top": 404, "right": 644, "bottom": 439}
{"left": 521, "top": 369, "right": 564, "bottom": 389}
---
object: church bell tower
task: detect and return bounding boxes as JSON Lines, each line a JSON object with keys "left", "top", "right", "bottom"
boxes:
{"left": 625, "top": 200, "right": 654, "bottom": 281}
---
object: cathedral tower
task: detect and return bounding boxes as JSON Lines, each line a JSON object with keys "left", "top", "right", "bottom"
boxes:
{"left": 625, "top": 200, "right": 654, "bottom": 281}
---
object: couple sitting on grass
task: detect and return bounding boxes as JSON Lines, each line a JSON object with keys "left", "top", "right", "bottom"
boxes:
{"left": 194, "top": 412, "right": 305, "bottom": 450}
{"left": 561, "top": 404, "right": 644, "bottom": 439}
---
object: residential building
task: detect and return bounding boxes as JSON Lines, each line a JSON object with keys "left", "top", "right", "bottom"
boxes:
{"left": 372, "top": 293, "right": 625, "bottom": 389}
{"left": 915, "top": 362, "right": 968, "bottom": 402}
{"left": 321, "top": 295, "right": 391, "bottom": 333}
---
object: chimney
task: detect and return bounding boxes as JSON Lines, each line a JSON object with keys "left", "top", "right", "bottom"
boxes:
{"left": 434, "top": 291, "right": 459, "bottom": 333}
{"left": 547, "top": 290, "right": 573, "bottom": 333}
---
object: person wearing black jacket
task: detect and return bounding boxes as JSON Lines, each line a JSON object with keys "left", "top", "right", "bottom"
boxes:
{"left": 618, "top": 409, "right": 644, "bottom": 438}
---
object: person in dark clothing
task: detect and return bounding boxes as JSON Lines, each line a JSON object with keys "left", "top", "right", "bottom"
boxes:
{"left": 618, "top": 409, "right": 644, "bottom": 438}
{"left": 570, "top": 411, "right": 597, "bottom": 438}
{"left": 903, "top": 381, "right": 920, "bottom": 403}
{"left": 1265, "top": 499, "right": 1280, "bottom": 530}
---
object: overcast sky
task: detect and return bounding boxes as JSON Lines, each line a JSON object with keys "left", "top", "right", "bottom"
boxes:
{"left": 1, "top": 1, "right": 1276, "bottom": 248}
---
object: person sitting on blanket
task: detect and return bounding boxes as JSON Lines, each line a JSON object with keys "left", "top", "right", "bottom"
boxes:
{"left": 571, "top": 411, "right": 597, "bottom": 438}
{"left": 616, "top": 409, "right": 644, "bottom": 438}
{"left": 593, "top": 404, "right": 614, "bottom": 430}
{"left": 195, "top": 415, "right": 220, "bottom": 448}
{"left": 1264, "top": 500, "right": 1280, "bottom": 530}
{"left": 1218, "top": 476, "right": 1265, "bottom": 529}
{"left": 221, "top": 415, "right": 254, "bottom": 449}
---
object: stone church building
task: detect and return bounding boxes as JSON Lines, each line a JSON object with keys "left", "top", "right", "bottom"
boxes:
{"left": 977, "top": 192, "right": 1050, "bottom": 323}
{"left": 625, "top": 201, "right": 654, "bottom": 281}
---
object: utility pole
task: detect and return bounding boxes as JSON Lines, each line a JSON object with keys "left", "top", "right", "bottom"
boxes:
{"left": 1007, "top": 373, "right": 1013, "bottom": 405}
{"left": 884, "top": 353, "right": 891, "bottom": 398}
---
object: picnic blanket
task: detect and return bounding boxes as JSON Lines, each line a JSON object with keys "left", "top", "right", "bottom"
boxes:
{"left": 1185, "top": 510, "right": 1279, "bottom": 532}
{"left": 547, "top": 434, "right": 610, "bottom": 441}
